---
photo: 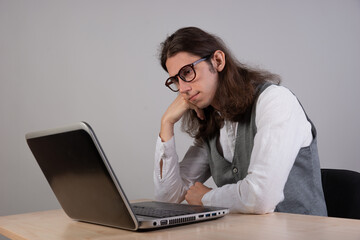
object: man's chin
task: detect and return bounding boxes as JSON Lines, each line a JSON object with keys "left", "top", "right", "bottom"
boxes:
{"left": 195, "top": 102, "right": 210, "bottom": 109}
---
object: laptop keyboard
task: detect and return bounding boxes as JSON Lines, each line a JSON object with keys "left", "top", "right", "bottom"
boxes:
{"left": 131, "top": 201, "right": 207, "bottom": 218}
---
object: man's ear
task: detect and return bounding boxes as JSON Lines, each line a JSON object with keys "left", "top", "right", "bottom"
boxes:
{"left": 212, "top": 50, "right": 226, "bottom": 72}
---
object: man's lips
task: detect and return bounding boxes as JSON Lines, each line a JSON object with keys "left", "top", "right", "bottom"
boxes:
{"left": 188, "top": 93, "right": 199, "bottom": 102}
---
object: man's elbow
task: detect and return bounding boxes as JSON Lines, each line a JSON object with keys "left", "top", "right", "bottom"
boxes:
{"left": 250, "top": 195, "right": 282, "bottom": 214}
{"left": 251, "top": 203, "right": 275, "bottom": 214}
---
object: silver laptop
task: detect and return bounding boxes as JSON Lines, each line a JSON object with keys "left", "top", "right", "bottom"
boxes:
{"left": 25, "top": 122, "right": 229, "bottom": 231}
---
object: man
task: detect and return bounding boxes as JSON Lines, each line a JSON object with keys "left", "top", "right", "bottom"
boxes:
{"left": 154, "top": 27, "right": 327, "bottom": 216}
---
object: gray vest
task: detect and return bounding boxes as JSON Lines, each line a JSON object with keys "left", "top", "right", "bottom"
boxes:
{"left": 205, "top": 83, "right": 327, "bottom": 216}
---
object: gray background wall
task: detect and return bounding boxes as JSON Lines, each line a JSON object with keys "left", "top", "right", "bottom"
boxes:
{"left": 0, "top": 0, "right": 359, "bottom": 216}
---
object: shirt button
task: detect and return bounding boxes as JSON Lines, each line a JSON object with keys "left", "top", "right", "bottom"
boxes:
{"left": 233, "top": 167, "right": 238, "bottom": 174}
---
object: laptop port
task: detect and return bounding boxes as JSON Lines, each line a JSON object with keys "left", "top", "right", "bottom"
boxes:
{"left": 160, "top": 220, "right": 168, "bottom": 226}
{"left": 212, "top": 213, "right": 217, "bottom": 216}
{"left": 205, "top": 214, "right": 211, "bottom": 217}
{"left": 198, "top": 214, "right": 204, "bottom": 218}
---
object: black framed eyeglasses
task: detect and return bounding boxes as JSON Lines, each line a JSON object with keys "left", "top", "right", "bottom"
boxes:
{"left": 165, "top": 54, "right": 211, "bottom": 92}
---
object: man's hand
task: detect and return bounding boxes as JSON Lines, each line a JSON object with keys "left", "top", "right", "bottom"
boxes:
{"left": 185, "top": 182, "right": 212, "bottom": 205}
{"left": 160, "top": 94, "right": 204, "bottom": 142}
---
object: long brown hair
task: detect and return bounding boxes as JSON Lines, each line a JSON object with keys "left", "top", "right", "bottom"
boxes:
{"left": 160, "top": 27, "right": 280, "bottom": 140}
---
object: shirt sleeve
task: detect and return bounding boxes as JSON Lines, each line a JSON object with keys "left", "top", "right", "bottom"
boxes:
{"left": 154, "top": 135, "right": 211, "bottom": 203}
{"left": 202, "top": 85, "right": 313, "bottom": 214}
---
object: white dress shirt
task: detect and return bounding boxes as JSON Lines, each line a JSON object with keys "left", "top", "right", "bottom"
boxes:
{"left": 154, "top": 85, "right": 313, "bottom": 213}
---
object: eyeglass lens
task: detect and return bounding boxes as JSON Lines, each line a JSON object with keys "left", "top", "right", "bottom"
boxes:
{"left": 166, "top": 78, "right": 178, "bottom": 92}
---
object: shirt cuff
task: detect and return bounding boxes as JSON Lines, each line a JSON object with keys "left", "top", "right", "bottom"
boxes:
{"left": 201, "top": 189, "right": 214, "bottom": 206}
{"left": 156, "top": 135, "right": 176, "bottom": 160}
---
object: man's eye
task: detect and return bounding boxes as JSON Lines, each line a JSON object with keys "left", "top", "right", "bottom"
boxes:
{"left": 183, "top": 69, "right": 191, "bottom": 76}
{"left": 181, "top": 67, "right": 193, "bottom": 79}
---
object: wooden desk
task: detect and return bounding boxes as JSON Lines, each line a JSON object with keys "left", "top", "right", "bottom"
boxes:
{"left": 0, "top": 209, "right": 359, "bottom": 240}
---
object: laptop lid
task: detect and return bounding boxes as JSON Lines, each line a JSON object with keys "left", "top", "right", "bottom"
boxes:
{"left": 26, "top": 122, "right": 139, "bottom": 230}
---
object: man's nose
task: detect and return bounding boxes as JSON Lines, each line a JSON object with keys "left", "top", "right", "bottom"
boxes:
{"left": 179, "top": 79, "right": 191, "bottom": 93}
